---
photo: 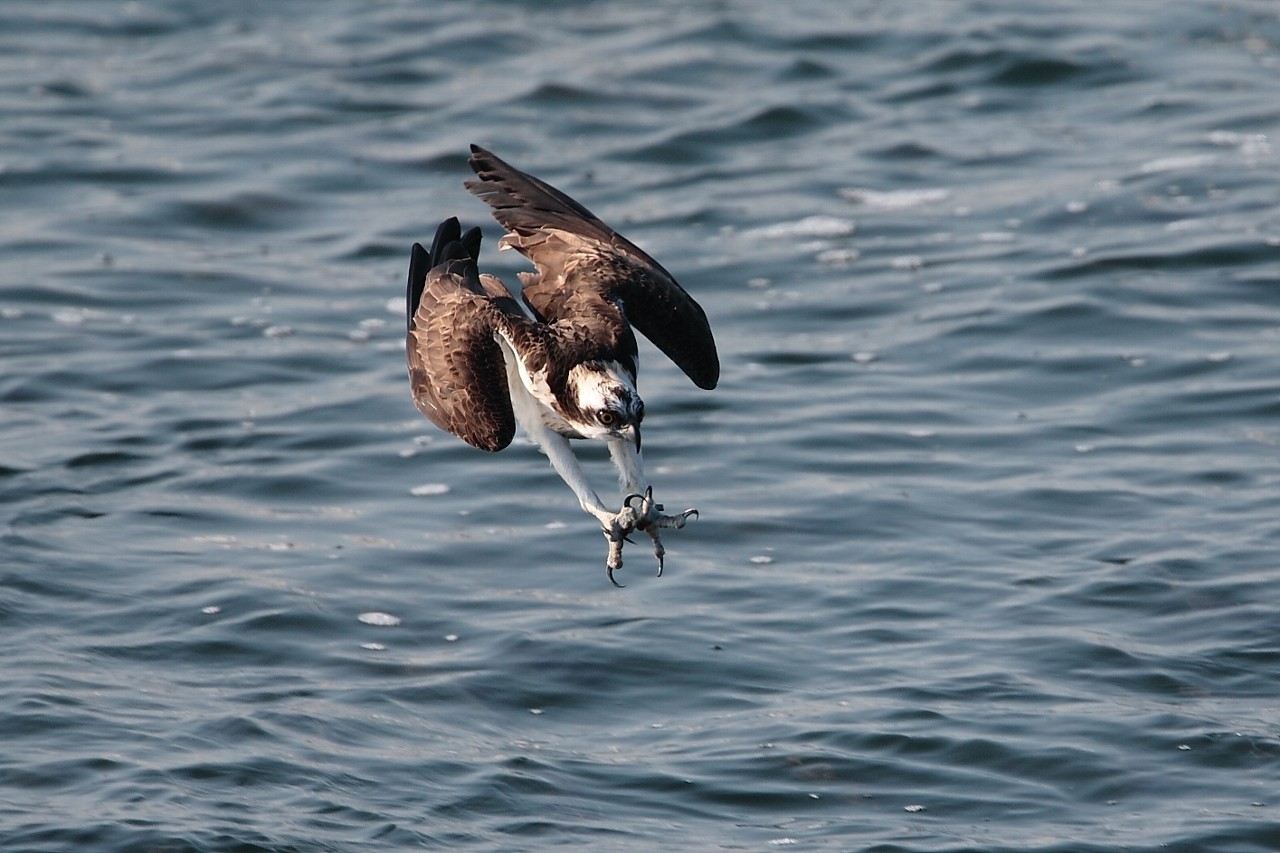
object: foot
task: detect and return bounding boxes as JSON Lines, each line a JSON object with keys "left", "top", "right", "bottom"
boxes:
{"left": 623, "top": 487, "right": 699, "bottom": 578}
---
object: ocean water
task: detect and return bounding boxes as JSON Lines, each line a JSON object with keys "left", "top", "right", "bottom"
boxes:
{"left": 3, "top": 1, "right": 1280, "bottom": 850}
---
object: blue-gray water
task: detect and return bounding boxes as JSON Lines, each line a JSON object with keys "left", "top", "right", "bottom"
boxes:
{"left": 3, "top": 2, "right": 1279, "bottom": 850}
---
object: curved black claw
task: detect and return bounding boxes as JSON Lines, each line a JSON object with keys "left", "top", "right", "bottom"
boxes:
{"left": 604, "top": 520, "right": 631, "bottom": 588}
{"left": 655, "top": 552, "right": 664, "bottom": 578}
{"left": 622, "top": 487, "right": 651, "bottom": 510}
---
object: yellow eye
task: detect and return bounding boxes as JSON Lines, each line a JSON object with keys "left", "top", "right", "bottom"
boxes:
{"left": 596, "top": 409, "right": 617, "bottom": 427}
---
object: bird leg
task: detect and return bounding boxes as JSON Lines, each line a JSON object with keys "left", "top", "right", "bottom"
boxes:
{"left": 529, "top": 428, "right": 641, "bottom": 585}
{"left": 531, "top": 429, "right": 698, "bottom": 586}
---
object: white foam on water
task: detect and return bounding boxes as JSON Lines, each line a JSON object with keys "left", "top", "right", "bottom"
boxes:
{"left": 740, "top": 215, "right": 856, "bottom": 239}
{"left": 357, "top": 612, "right": 401, "bottom": 627}
{"left": 839, "top": 187, "right": 949, "bottom": 209}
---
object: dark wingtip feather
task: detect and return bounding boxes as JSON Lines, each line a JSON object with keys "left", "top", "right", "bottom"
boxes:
{"left": 410, "top": 218, "right": 490, "bottom": 332}
{"left": 429, "top": 217, "right": 461, "bottom": 266}
{"left": 458, "top": 225, "right": 482, "bottom": 261}
{"left": 406, "top": 242, "right": 431, "bottom": 331}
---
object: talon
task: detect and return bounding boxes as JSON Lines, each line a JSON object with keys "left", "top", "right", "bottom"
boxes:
{"left": 645, "top": 524, "right": 667, "bottom": 577}
{"left": 607, "top": 564, "right": 625, "bottom": 588}
{"left": 604, "top": 529, "right": 627, "bottom": 588}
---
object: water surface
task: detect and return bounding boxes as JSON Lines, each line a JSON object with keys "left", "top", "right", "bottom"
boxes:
{"left": 3, "top": 1, "right": 1280, "bottom": 850}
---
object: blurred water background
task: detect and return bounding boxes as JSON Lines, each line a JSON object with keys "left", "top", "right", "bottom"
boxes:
{"left": 3, "top": 1, "right": 1280, "bottom": 850}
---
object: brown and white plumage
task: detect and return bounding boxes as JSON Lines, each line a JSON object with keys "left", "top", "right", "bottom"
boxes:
{"left": 406, "top": 145, "right": 718, "bottom": 585}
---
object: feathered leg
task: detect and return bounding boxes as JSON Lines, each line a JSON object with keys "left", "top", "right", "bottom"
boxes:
{"left": 535, "top": 429, "right": 647, "bottom": 586}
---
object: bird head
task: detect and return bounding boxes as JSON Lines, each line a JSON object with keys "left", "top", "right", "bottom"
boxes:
{"left": 566, "top": 361, "right": 645, "bottom": 450}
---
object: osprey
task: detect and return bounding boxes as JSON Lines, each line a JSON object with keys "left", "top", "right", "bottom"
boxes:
{"left": 405, "top": 145, "right": 719, "bottom": 585}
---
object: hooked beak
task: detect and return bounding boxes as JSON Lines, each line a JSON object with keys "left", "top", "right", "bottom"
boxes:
{"left": 623, "top": 423, "right": 641, "bottom": 452}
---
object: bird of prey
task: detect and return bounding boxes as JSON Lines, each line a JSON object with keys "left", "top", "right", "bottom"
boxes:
{"left": 405, "top": 145, "right": 719, "bottom": 585}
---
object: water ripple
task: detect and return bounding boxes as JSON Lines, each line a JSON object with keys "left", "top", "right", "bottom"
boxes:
{"left": 3, "top": 1, "right": 1280, "bottom": 850}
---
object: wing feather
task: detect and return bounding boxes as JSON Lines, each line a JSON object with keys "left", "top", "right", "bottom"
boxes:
{"left": 406, "top": 224, "right": 518, "bottom": 452}
{"left": 465, "top": 145, "right": 719, "bottom": 390}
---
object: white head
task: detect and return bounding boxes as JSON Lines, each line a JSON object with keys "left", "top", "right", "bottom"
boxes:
{"left": 566, "top": 360, "right": 645, "bottom": 449}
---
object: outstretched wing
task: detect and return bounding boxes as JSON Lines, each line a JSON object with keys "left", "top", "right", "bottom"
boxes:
{"left": 465, "top": 144, "right": 719, "bottom": 390}
{"left": 406, "top": 219, "right": 517, "bottom": 452}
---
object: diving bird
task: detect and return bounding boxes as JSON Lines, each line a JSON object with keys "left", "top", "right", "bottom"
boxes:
{"left": 405, "top": 145, "right": 719, "bottom": 585}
